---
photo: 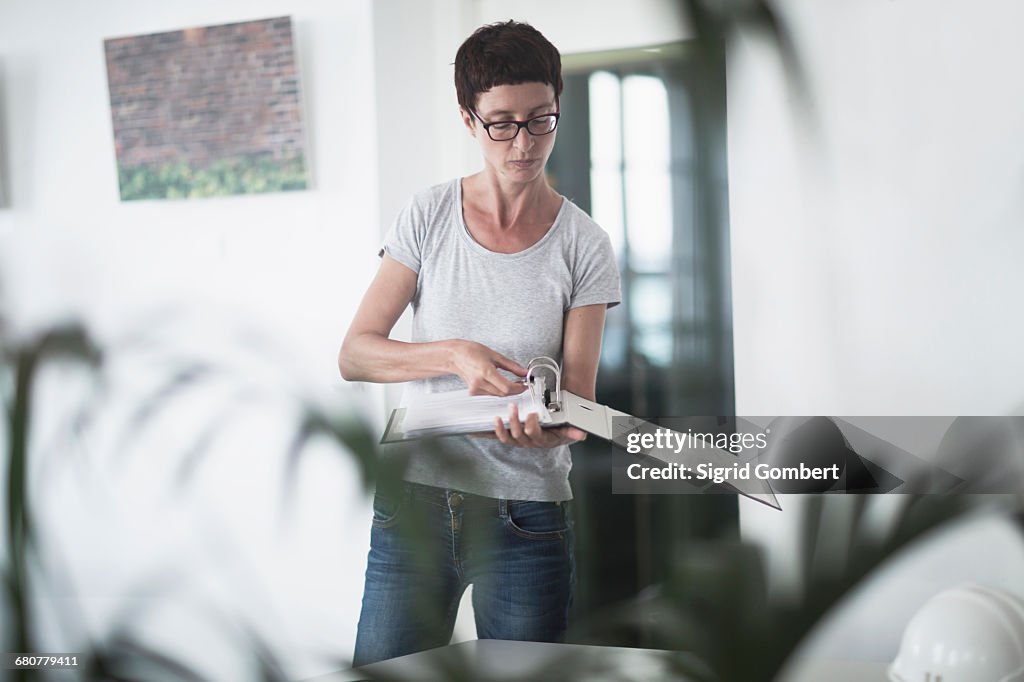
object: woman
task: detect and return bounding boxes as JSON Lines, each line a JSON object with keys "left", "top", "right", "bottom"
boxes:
{"left": 339, "top": 20, "right": 620, "bottom": 666}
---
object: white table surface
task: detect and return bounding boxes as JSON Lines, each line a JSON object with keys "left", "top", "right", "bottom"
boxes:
{"left": 300, "top": 639, "right": 891, "bottom": 682}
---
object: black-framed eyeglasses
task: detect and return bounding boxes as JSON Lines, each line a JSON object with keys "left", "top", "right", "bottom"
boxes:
{"left": 470, "top": 109, "right": 561, "bottom": 141}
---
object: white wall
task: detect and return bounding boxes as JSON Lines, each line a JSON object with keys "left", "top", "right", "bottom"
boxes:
{"left": 476, "top": 0, "right": 690, "bottom": 55}
{"left": 730, "top": 0, "right": 1024, "bottom": 662}
{"left": 0, "top": 0, "right": 380, "bottom": 370}
{"left": 728, "top": 0, "right": 1024, "bottom": 417}
{"left": 0, "top": 0, "right": 381, "bottom": 678}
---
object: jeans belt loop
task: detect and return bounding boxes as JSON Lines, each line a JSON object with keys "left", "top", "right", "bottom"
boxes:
{"left": 498, "top": 497, "right": 508, "bottom": 518}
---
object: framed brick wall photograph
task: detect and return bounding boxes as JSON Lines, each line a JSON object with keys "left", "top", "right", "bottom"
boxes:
{"left": 104, "top": 16, "right": 309, "bottom": 201}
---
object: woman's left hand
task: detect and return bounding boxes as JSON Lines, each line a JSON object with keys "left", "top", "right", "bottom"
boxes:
{"left": 493, "top": 403, "right": 587, "bottom": 448}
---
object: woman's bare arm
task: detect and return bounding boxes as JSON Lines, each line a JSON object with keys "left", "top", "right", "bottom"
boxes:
{"left": 338, "top": 254, "right": 526, "bottom": 395}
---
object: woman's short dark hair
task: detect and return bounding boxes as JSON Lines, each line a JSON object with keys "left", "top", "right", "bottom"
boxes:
{"left": 454, "top": 20, "right": 563, "bottom": 112}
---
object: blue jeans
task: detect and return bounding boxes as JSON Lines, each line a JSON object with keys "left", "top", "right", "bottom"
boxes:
{"left": 352, "top": 481, "right": 575, "bottom": 666}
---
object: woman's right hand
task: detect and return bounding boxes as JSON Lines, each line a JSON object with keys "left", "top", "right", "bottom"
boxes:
{"left": 448, "top": 340, "right": 528, "bottom": 396}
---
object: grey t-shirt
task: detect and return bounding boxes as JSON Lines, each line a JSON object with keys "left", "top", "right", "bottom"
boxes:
{"left": 380, "top": 178, "right": 621, "bottom": 501}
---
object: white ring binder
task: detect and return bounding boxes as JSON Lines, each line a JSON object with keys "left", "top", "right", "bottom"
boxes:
{"left": 378, "top": 356, "right": 782, "bottom": 509}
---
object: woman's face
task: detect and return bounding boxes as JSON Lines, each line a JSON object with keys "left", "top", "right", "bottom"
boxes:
{"left": 460, "top": 81, "right": 559, "bottom": 185}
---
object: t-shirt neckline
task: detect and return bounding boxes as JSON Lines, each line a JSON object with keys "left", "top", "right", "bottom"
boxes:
{"left": 455, "top": 177, "right": 567, "bottom": 259}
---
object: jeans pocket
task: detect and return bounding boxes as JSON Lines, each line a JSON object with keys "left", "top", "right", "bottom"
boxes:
{"left": 505, "top": 500, "right": 569, "bottom": 540}
{"left": 371, "top": 491, "right": 403, "bottom": 529}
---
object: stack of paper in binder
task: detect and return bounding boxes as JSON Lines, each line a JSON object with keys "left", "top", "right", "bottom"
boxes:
{"left": 397, "top": 378, "right": 553, "bottom": 439}
{"left": 381, "top": 357, "right": 563, "bottom": 442}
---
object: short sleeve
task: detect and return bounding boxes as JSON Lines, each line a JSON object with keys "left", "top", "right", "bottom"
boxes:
{"left": 570, "top": 228, "right": 622, "bottom": 310}
{"left": 378, "top": 196, "right": 427, "bottom": 274}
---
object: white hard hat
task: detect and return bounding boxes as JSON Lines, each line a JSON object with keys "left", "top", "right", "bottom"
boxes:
{"left": 889, "top": 585, "right": 1024, "bottom": 682}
